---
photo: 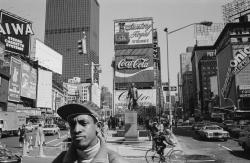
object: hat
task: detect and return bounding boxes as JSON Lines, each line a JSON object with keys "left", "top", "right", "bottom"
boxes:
{"left": 57, "top": 101, "right": 101, "bottom": 122}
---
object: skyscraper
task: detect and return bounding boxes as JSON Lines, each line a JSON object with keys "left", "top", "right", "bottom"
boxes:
{"left": 45, "top": 0, "right": 99, "bottom": 83}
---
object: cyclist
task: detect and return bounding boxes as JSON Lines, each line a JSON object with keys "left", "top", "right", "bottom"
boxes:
{"left": 154, "top": 129, "right": 176, "bottom": 158}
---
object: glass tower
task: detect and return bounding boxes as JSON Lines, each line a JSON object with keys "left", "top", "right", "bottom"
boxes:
{"left": 45, "top": 0, "right": 99, "bottom": 83}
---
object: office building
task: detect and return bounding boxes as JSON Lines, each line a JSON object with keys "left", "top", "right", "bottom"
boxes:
{"left": 45, "top": 0, "right": 100, "bottom": 83}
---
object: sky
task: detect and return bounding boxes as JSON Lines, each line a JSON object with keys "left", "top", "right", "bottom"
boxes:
{"left": 0, "top": 0, "right": 229, "bottom": 91}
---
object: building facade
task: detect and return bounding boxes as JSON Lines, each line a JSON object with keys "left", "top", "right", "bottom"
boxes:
{"left": 191, "top": 46, "right": 216, "bottom": 119}
{"left": 45, "top": 0, "right": 100, "bottom": 83}
{"left": 215, "top": 22, "right": 250, "bottom": 120}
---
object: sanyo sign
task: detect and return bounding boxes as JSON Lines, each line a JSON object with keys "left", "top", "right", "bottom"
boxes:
{"left": 230, "top": 46, "right": 250, "bottom": 75}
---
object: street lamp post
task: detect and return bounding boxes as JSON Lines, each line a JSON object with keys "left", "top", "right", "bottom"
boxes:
{"left": 163, "top": 21, "right": 212, "bottom": 131}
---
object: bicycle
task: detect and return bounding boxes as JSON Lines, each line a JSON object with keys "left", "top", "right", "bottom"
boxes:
{"left": 145, "top": 144, "right": 184, "bottom": 163}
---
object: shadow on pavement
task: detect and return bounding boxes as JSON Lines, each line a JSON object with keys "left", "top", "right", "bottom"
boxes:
{"left": 230, "top": 150, "right": 250, "bottom": 160}
{"left": 173, "top": 127, "right": 196, "bottom": 138}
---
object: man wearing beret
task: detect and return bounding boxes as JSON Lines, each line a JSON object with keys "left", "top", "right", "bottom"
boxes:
{"left": 52, "top": 101, "right": 130, "bottom": 163}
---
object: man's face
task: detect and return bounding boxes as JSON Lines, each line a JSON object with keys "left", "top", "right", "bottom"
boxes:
{"left": 68, "top": 114, "right": 98, "bottom": 150}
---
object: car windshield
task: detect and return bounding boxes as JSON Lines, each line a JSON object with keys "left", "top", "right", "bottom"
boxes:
{"left": 205, "top": 126, "right": 222, "bottom": 130}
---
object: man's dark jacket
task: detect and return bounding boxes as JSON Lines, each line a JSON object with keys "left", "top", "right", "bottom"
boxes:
{"left": 52, "top": 136, "right": 130, "bottom": 163}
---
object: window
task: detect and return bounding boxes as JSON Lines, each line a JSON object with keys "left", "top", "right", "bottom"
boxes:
{"left": 0, "top": 76, "right": 1, "bottom": 86}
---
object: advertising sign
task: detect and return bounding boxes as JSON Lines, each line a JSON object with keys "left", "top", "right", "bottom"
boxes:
{"left": 115, "top": 53, "right": 154, "bottom": 83}
{"left": 222, "top": 0, "right": 250, "bottom": 23}
{"left": 221, "top": 67, "right": 233, "bottom": 98}
{"left": 115, "top": 89, "right": 156, "bottom": 113}
{"left": 21, "top": 62, "right": 37, "bottom": 99}
{"left": 8, "top": 57, "right": 22, "bottom": 102}
{"left": 239, "top": 85, "right": 250, "bottom": 97}
{"left": 36, "top": 68, "right": 52, "bottom": 108}
{"left": 114, "top": 18, "right": 153, "bottom": 46}
{"left": 35, "top": 40, "right": 62, "bottom": 74}
{"left": 0, "top": 10, "right": 34, "bottom": 56}
{"left": 231, "top": 45, "right": 250, "bottom": 75}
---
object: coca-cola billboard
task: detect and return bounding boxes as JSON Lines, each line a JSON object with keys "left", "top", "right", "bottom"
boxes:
{"left": 115, "top": 89, "right": 156, "bottom": 113}
{"left": 115, "top": 55, "right": 154, "bottom": 83}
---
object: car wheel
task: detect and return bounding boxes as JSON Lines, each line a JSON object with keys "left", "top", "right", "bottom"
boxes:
{"left": 223, "top": 138, "right": 228, "bottom": 142}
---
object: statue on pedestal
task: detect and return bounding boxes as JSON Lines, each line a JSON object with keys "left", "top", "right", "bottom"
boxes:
{"left": 127, "top": 83, "right": 138, "bottom": 111}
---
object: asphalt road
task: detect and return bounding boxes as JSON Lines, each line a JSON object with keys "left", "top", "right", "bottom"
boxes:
{"left": 173, "top": 126, "right": 250, "bottom": 163}
{"left": 0, "top": 129, "right": 69, "bottom": 155}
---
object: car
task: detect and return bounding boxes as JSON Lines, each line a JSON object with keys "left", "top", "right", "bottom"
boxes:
{"left": 198, "top": 125, "right": 230, "bottom": 141}
{"left": 43, "top": 124, "right": 60, "bottom": 135}
{"left": 238, "top": 135, "right": 250, "bottom": 152}
{"left": 222, "top": 120, "right": 234, "bottom": 131}
{"left": 56, "top": 122, "right": 69, "bottom": 130}
{"left": 25, "top": 124, "right": 34, "bottom": 132}
{"left": 192, "top": 122, "right": 205, "bottom": 132}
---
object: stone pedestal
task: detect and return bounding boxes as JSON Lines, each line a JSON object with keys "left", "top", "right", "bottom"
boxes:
{"left": 124, "top": 111, "right": 138, "bottom": 141}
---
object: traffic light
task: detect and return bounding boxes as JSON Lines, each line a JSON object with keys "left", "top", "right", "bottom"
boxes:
{"left": 78, "top": 38, "right": 86, "bottom": 55}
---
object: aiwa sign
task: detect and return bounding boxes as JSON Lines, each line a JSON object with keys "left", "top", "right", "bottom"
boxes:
{"left": 0, "top": 10, "right": 34, "bottom": 56}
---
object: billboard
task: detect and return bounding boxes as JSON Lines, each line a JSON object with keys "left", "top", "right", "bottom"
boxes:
{"left": 34, "top": 40, "right": 62, "bottom": 74}
{"left": 194, "top": 23, "right": 224, "bottom": 46}
{"left": 8, "top": 57, "right": 22, "bottom": 102}
{"left": 21, "top": 62, "right": 37, "bottom": 99}
{"left": 0, "top": 10, "right": 34, "bottom": 56}
{"left": 114, "top": 18, "right": 153, "bottom": 46}
{"left": 222, "top": 0, "right": 250, "bottom": 23}
{"left": 36, "top": 68, "right": 52, "bottom": 108}
{"left": 115, "top": 50, "right": 154, "bottom": 83}
{"left": 115, "top": 89, "right": 156, "bottom": 113}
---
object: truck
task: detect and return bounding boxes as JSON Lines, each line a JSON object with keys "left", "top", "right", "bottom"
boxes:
{"left": 0, "top": 112, "right": 26, "bottom": 138}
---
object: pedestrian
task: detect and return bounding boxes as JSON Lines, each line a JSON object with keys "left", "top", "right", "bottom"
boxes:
{"left": 19, "top": 125, "right": 27, "bottom": 147}
{"left": 35, "top": 124, "right": 45, "bottom": 147}
{"left": 53, "top": 101, "right": 130, "bottom": 163}
{"left": 103, "top": 121, "right": 109, "bottom": 141}
{"left": 145, "top": 119, "right": 152, "bottom": 141}
{"left": 150, "top": 122, "right": 159, "bottom": 150}
{"left": 158, "top": 120, "right": 164, "bottom": 133}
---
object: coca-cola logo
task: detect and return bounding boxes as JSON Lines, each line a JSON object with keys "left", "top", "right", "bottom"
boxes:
{"left": 117, "top": 57, "right": 149, "bottom": 70}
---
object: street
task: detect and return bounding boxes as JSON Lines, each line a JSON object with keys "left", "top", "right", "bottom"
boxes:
{"left": 1, "top": 127, "right": 250, "bottom": 163}
{"left": 173, "top": 126, "right": 250, "bottom": 163}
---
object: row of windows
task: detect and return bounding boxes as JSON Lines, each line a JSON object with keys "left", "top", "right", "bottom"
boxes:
{"left": 45, "top": 27, "right": 88, "bottom": 34}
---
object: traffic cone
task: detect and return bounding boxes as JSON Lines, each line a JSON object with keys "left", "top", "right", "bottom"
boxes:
{"left": 38, "top": 142, "right": 45, "bottom": 157}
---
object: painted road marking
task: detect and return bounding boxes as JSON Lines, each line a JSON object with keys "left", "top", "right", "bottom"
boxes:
{"left": 218, "top": 144, "right": 233, "bottom": 152}
{"left": 45, "top": 134, "right": 68, "bottom": 145}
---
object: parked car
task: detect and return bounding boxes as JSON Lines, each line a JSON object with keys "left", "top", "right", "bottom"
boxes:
{"left": 222, "top": 120, "right": 234, "bottom": 131}
{"left": 238, "top": 135, "right": 250, "bottom": 152}
{"left": 43, "top": 124, "right": 60, "bottom": 135}
{"left": 25, "top": 124, "right": 34, "bottom": 132}
{"left": 238, "top": 125, "right": 250, "bottom": 138}
{"left": 192, "top": 122, "right": 205, "bottom": 132}
{"left": 198, "top": 125, "right": 230, "bottom": 141}
{"left": 56, "top": 122, "right": 69, "bottom": 130}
